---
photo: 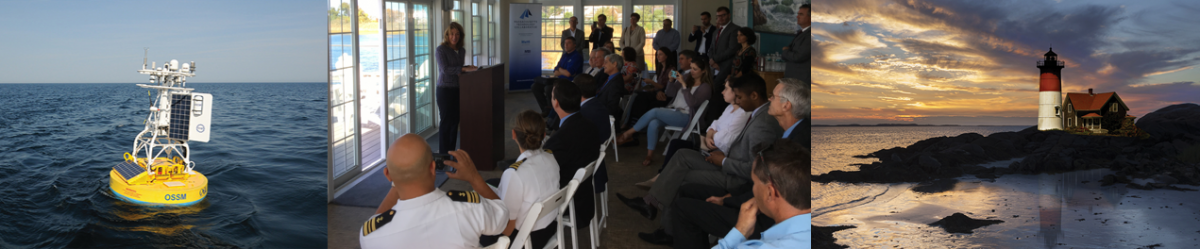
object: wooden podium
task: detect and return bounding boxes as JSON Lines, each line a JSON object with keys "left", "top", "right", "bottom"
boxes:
{"left": 459, "top": 64, "right": 505, "bottom": 170}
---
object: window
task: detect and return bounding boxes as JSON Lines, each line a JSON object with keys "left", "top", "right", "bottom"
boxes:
{"left": 1110, "top": 103, "right": 1118, "bottom": 113}
{"left": 585, "top": 6, "right": 623, "bottom": 54}
{"left": 451, "top": 0, "right": 463, "bottom": 23}
{"left": 633, "top": 5, "right": 674, "bottom": 72}
{"left": 488, "top": 1, "right": 498, "bottom": 65}
{"left": 540, "top": 6, "right": 573, "bottom": 70}
{"left": 329, "top": 0, "right": 358, "bottom": 178}
{"left": 471, "top": 2, "right": 482, "bottom": 65}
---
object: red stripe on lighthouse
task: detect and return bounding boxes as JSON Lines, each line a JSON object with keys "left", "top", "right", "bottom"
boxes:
{"left": 1039, "top": 72, "right": 1060, "bottom": 92}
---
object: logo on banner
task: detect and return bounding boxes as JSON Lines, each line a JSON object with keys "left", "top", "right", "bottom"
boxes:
{"left": 519, "top": 9, "right": 532, "bottom": 19}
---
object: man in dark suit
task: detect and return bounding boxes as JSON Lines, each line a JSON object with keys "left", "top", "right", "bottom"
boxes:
{"left": 708, "top": 7, "right": 741, "bottom": 87}
{"left": 596, "top": 53, "right": 626, "bottom": 121}
{"left": 703, "top": 7, "right": 741, "bottom": 132}
{"left": 573, "top": 74, "right": 613, "bottom": 194}
{"left": 543, "top": 80, "right": 601, "bottom": 227}
{"left": 688, "top": 12, "right": 717, "bottom": 56}
{"left": 588, "top": 14, "right": 614, "bottom": 51}
{"left": 782, "top": 4, "right": 811, "bottom": 83}
{"left": 618, "top": 74, "right": 783, "bottom": 238}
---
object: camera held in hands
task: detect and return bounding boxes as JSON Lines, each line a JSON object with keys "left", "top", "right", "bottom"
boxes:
{"left": 433, "top": 153, "right": 457, "bottom": 173}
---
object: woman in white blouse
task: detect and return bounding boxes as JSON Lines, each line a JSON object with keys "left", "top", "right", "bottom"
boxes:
{"left": 702, "top": 80, "right": 750, "bottom": 153}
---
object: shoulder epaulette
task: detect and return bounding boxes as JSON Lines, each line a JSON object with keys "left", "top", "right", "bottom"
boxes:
{"left": 509, "top": 158, "right": 528, "bottom": 170}
{"left": 543, "top": 149, "right": 553, "bottom": 154}
{"left": 447, "top": 190, "right": 481, "bottom": 203}
{"left": 362, "top": 209, "right": 395, "bottom": 236}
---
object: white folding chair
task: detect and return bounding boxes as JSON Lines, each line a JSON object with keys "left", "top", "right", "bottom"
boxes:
{"left": 483, "top": 236, "right": 510, "bottom": 249}
{"left": 550, "top": 179, "right": 583, "bottom": 249}
{"left": 660, "top": 101, "right": 709, "bottom": 155}
{"left": 588, "top": 151, "right": 609, "bottom": 249}
{"left": 606, "top": 115, "right": 618, "bottom": 162}
{"left": 509, "top": 180, "right": 573, "bottom": 249}
{"left": 560, "top": 156, "right": 599, "bottom": 249}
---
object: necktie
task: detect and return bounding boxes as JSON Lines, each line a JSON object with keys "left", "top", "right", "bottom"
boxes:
{"left": 714, "top": 26, "right": 723, "bottom": 48}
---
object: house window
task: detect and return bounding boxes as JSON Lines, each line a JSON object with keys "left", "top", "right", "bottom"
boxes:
{"left": 451, "top": 1, "right": 463, "bottom": 23}
{"left": 540, "top": 5, "right": 573, "bottom": 70}
{"left": 471, "top": 1, "right": 482, "bottom": 65}
{"left": 487, "top": 1, "right": 497, "bottom": 65}
{"left": 633, "top": 5, "right": 674, "bottom": 72}
{"left": 1110, "top": 103, "right": 1118, "bottom": 113}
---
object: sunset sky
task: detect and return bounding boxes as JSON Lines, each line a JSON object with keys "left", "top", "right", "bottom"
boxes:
{"left": 811, "top": 0, "right": 1200, "bottom": 125}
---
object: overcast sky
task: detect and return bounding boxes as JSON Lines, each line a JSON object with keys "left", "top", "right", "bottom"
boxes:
{"left": 0, "top": 0, "right": 325, "bottom": 83}
{"left": 812, "top": 0, "right": 1200, "bottom": 125}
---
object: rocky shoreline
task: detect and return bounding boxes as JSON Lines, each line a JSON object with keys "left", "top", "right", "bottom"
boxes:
{"left": 814, "top": 103, "right": 1200, "bottom": 191}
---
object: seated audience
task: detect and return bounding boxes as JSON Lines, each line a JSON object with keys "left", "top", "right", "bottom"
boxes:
{"left": 636, "top": 75, "right": 748, "bottom": 189}
{"left": 615, "top": 56, "right": 713, "bottom": 166}
{"left": 617, "top": 73, "right": 782, "bottom": 239}
{"left": 643, "top": 80, "right": 812, "bottom": 248}
{"left": 360, "top": 135, "right": 508, "bottom": 249}
{"left": 623, "top": 47, "right": 680, "bottom": 131}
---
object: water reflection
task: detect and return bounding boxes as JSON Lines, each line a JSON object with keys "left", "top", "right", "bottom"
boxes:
{"left": 1037, "top": 170, "right": 1127, "bottom": 248}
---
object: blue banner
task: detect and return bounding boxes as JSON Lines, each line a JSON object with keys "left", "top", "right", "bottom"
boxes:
{"left": 508, "top": 3, "right": 541, "bottom": 91}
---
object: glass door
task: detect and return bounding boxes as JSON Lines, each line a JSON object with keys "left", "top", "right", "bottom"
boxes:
{"left": 384, "top": 0, "right": 435, "bottom": 145}
{"left": 329, "top": 0, "right": 433, "bottom": 192}
{"left": 411, "top": 3, "right": 435, "bottom": 136}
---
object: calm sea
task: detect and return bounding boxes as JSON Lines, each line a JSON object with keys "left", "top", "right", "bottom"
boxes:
{"left": 812, "top": 126, "right": 1200, "bottom": 248}
{"left": 0, "top": 83, "right": 327, "bottom": 248}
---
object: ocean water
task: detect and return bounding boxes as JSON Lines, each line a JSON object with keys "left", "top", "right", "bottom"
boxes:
{"left": 813, "top": 126, "right": 1200, "bottom": 248}
{"left": 0, "top": 83, "right": 328, "bottom": 248}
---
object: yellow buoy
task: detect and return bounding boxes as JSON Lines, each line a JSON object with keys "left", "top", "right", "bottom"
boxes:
{"left": 111, "top": 57, "right": 213, "bottom": 206}
{"left": 110, "top": 156, "right": 207, "bottom": 205}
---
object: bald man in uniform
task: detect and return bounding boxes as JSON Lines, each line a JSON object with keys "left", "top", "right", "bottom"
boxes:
{"left": 360, "top": 134, "right": 509, "bottom": 249}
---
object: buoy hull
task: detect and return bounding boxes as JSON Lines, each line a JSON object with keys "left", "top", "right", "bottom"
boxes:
{"left": 109, "top": 169, "right": 208, "bottom": 206}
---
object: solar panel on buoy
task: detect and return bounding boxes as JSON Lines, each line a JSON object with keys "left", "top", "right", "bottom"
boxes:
{"left": 169, "top": 94, "right": 192, "bottom": 140}
{"left": 113, "top": 161, "right": 143, "bottom": 181}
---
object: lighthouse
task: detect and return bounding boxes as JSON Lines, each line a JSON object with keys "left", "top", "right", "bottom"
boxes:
{"left": 1037, "top": 48, "right": 1064, "bottom": 130}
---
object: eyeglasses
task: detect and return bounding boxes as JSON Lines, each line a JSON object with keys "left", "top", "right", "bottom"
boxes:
{"left": 755, "top": 142, "right": 777, "bottom": 186}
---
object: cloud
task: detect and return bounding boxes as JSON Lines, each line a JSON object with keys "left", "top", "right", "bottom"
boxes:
{"left": 811, "top": 0, "right": 1200, "bottom": 123}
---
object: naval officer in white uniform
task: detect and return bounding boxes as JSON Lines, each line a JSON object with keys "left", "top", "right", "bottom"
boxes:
{"left": 484, "top": 110, "right": 561, "bottom": 249}
{"left": 361, "top": 134, "right": 508, "bottom": 249}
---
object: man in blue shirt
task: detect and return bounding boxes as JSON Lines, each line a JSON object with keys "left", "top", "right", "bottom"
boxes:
{"left": 553, "top": 37, "right": 584, "bottom": 79}
{"left": 534, "top": 37, "right": 585, "bottom": 122}
{"left": 714, "top": 139, "right": 810, "bottom": 249}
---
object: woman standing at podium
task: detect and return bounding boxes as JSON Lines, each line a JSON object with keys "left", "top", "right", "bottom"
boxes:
{"left": 435, "top": 22, "right": 477, "bottom": 153}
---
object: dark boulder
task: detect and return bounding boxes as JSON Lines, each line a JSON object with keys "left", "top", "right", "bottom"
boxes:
{"left": 928, "top": 213, "right": 1004, "bottom": 234}
{"left": 1136, "top": 103, "right": 1200, "bottom": 141}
